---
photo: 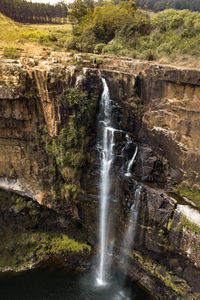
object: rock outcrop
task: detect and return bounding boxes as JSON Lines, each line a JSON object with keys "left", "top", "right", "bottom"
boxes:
{"left": 98, "top": 57, "right": 200, "bottom": 299}
{"left": 0, "top": 53, "right": 200, "bottom": 299}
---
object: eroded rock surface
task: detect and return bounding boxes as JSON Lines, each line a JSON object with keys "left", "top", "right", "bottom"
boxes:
{"left": 0, "top": 54, "right": 200, "bottom": 299}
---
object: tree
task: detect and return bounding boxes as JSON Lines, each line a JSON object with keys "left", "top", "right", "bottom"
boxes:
{"left": 68, "top": 0, "right": 89, "bottom": 25}
{"left": 0, "top": 0, "right": 68, "bottom": 24}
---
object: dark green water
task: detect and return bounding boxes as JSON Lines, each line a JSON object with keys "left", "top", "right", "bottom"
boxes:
{"left": 0, "top": 264, "right": 152, "bottom": 300}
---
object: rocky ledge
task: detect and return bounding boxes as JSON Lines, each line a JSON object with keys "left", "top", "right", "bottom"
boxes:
{"left": 0, "top": 53, "right": 200, "bottom": 299}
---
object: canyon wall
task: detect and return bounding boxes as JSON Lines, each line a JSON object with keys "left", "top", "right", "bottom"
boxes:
{"left": 0, "top": 54, "right": 200, "bottom": 299}
{"left": 99, "top": 57, "right": 200, "bottom": 299}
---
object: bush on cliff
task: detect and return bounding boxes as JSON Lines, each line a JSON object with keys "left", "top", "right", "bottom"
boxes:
{"left": 135, "top": 9, "right": 200, "bottom": 58}
{"left": 69, "top": 0, "right": 150, "bottom": 53}
{"left": 68, "top": 1, "right": 200, "bottom": 62}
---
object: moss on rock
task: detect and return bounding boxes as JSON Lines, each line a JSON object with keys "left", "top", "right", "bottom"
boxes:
{"left": 0, "top": 189, "right": 91, "bottom": 272}
{"left": 180, "top": 215, "right": 200, "bottom": 233}
{"left": 43, "top": 88, "right": 99, "bottom": 204}
{"left": 130, "top": 250, "right": 184, "bottom": 295}
{"left": 0, "top": 231, "right": 91, "bottom": 272}
{"left": 175, "top": 184, "right": 200, "bottom": 208}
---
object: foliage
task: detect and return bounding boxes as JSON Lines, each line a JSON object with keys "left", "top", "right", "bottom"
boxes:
{"left": 0, "top": 13, "right": 72, "bottom": 51}
{"left": 180, "top": 215, "right": 200, "bottom": 233}
{"left": 70, "top": 0, "right": 148, "bottom": 53}
{"left": 0, "top": 231, "right": 90, "bottom": 271}
{"left": 62, "top": 184, "right": 84, "bottom": 204}
{"left": 133, "top": 9, "right": 200, "bottom": 59}
{"left": 0, "top": 188, "right": 91, "bottom": 271}
{"left": 21, "top": 30, "right": 57, "bottom": 45}
{"left": 94, "top": 43, "right": 106, "bottom": 54}
{"left": 135, "top": 0, "right": 200, "bottom": 12}
{"left": 167, "top": 218, "right": 173, "bottom": 231}
{"left": 68, "top": 0, "right": 90, "bottom": 25}
{"left": 68, "top": 2, "right": 200, "bottom": 62}
{"left": 175, "top": 183, "right": 200, "bottom": 207}
{"left": 3, "top": 46, "right": 20, "bottom": 59}
{"left": 0, "top": 0, "right": 68, "bottom": 24}
{"left": 129, "top": 250, "right": 183, "bottom": 294}
{"left": 48, "top": 89, "right": 97, "bottom": 173}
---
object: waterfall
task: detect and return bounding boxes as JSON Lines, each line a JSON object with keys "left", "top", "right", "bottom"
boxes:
{"left": 125, "top": 145, "right": 138, "bottom": 177}
{"left": 96, "top": 77, "right": 141, "bottom": 289}
{"left": 120, "top": 186, "right": 141, "bottom": 268}
{"left": 96, "top": 78, "right": 115, "bottom": 286}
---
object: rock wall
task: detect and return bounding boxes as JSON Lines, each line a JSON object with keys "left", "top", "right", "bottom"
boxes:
{"left": 98, "top": 58, "right": 200, "bottom": 299}
{"left": 0, "top": 56, "right": 102, "bottom": 273}
{"left": 0, "top": 58, "right": 102, "bottom": 210}
{"left": 0, "top": 54, "right": 200, "bottom": 299}
{"left": 99, "top": 58, "right": 200, "bottom": 188}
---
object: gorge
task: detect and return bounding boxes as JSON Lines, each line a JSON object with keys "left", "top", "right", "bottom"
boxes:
{"left": 0, "top": 52, "right": 200, "bottom": 300}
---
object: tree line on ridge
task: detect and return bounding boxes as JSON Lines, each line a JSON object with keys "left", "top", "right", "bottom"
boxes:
{"left": 0, "top": 0, "right": 68, "bottom": 23}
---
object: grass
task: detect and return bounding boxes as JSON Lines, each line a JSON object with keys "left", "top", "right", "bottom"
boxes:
{"left": 0, "top": 231, "right": 91, "bottom": 271}
{"left": 1, "top": 11, "right": 200, "bottom": 69}
{"left": 0, "top": 13, "right": 72, "bottom": 56}
{"left": 180, "top": 215, "right": 200, "bottom": 234}
{"left": 175, "top": 185, "right": 200, "bottom": 208}
{"left": 0, "top": 188, "right": 91, "bottom": 272}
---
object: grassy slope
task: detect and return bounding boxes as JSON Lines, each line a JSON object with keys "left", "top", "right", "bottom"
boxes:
{"left": 0, "top": 13, "right": 72, "bottom": 56}
{"left": 1, "top": 11, "right": 200, "bottom": 69}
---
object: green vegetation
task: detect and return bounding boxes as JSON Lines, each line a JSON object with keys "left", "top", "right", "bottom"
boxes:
{"left": 175, "top": 184, "right": 200, "bottom": 207}
{"left": 167, "top": 218, "right": 173, "bottom": 231}
{"left": 130, "top": 250, "right": 183, "bottom": 294}
{"left": 180, "top": 215, "right": 200, "bottom": 233}
{"left": 1, "top": 1, "right": 200, "bottom": 65}
{"left": 21, "top": 30, "right": 57, "bottom": 44}
{"left": 42, "top": 88, "right": 98, "bottom": 203}
{"left": 3, "top": 46, "right": 20, "bottom": 59}
{"left": 68, "top": 1, "right": 200, "bottom": 64}
{"left": 62, "top": 184, "right": 84, "bottom": 204}
{"left": 0, "top": 13, "right": 72, "bottom": 52}
{"left": 0, "top": 0, "right": 68, "bottom": 24}
{"left": 0, "top": 231, "right": 90, "bottom": 271}
{"left": 22, "top": 23, "right": 72, "bottom": 49}
{"left": 0, "top": 189, "right": 91, "bottom": 271}
{"left": 47, "top": 89, "right": 97, "bottom": 171}
{"left": 69, "top": 0, "right": 148, "bottom": 54}
{"left": 135, "top": 0, "right": 200, "bottom": 12}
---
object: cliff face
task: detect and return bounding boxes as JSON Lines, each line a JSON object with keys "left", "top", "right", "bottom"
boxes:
{"left": 0, "top": 58, "right": 101, "bottom": 211}
{"left": 0, "top": 54, "right": 200, "bottom": 299}
{"left": 138, "top": 65, "right": 200, "bottom": 188}
{"left": 0, "top": 57, "right": 102, "bottom": 272}
{"left": 100, "top": 58, "right": 200, "bottom": 189}
{"left": 99, "top": 58, "right": 200, "bottom": 299}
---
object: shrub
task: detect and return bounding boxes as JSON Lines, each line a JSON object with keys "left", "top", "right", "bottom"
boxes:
{"left": 21, "top": 30, "right": 57, "bottom": 45}
{"left": 3, "top": 46, "right": 20, "bottom": 59}
{"left": 103, "top": 38, "right": 124, "bottom": 54}
{"left": 140, "top": 49, "right": 157, "bottom": 61}
{"left": 94, "top": 43, "right": 106, "bottom": 54}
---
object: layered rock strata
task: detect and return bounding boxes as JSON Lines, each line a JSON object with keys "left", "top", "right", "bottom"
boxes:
{"left": 0, "top": 54, "right": 200, "bottom": 299}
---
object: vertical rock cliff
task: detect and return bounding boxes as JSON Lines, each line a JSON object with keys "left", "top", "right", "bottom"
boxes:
{"left": 99, "top": 57, "right": 200, "bottom": 300}
{"left": 0, "top": 54, "right": 200, "bottom": 299}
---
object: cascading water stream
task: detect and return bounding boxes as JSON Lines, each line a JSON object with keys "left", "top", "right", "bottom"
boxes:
{"left": 120, "top": 186, "right": 142, "bottom": 268}
{"left": 96, "top": 78, "right": 142, "bottom": 292}
{"left": 96, "top": 78, "right": 115, "bottom": 286}
{"left": 125, "top": 144, "right": 138, "bottom": 177}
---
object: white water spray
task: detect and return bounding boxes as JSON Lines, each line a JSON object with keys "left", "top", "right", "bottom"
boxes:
{"left": 121, "top": 186, "right": 141, "bottom": 266}
{"left": 96, "top": 78, "right": 115, "bottom": 286}
{"left": 125, "top": 145, "right": 138, "bottom": 177}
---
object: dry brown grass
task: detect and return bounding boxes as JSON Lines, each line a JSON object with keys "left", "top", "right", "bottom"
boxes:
{"left": 158, "top": 54, "right": 200, "bottom": 70}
